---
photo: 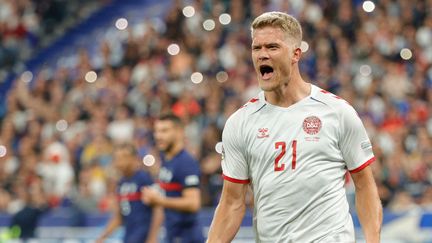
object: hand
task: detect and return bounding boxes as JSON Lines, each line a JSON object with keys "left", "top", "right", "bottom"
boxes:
{"left": 95, "top": 236, "right": 105, "bottom": 243}
{"left": 145, "top": 237, "right": 158, "bottom": 243}
{"left": 141, "top": 186, "right": 162, "bottom": 206}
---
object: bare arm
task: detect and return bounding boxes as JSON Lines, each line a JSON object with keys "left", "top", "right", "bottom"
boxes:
{"left": 206, "top": 180, "right": 249, "bottom": 243}
{"left": 142, "top": 187, "right": 201, "bottom": 212}
{"left": 145, "top": 205, "right": 164, "bottom": 243}
{"left": 96, "top": 200, "right": 122, "bottom": 242}
{"left": 351, "top": 166, "right": 382, "bottom": 243}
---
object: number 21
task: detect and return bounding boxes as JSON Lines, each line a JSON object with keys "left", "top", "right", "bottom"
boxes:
{"left": 274, "top": 140, "right": 297, "bottom": 171}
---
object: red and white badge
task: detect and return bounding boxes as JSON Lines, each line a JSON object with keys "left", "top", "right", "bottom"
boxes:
{"left": 303, "top": 116, "right": 322, "bottom": 135}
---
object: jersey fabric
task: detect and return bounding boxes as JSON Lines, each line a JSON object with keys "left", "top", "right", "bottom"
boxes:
{"left": 158, "top": 149, "right": 204, "bottom": 243}
{"left": 117, "top": 170, "right": 154, "bottom": 243}
{"left": 221, "top": 84, "right": 375, "bottom": 243}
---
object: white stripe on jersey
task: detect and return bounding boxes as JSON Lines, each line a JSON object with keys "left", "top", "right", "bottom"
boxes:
{"left": 221, "top": 84, "right": 374, "bottom": 242}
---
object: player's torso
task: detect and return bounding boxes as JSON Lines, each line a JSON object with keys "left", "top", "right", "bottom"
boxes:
{"left": 159, "top": 159, "right": 183, "bottom": 198}
{"left": 243, "top": 98, "right": 352, "bottom": 241}
{"left": 117, "top": 172, "right": 152, "bottom": 224}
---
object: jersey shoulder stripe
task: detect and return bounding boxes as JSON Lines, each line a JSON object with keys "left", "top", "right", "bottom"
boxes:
{"left": 311, "top": 87, "right": 361, "bottom": 117}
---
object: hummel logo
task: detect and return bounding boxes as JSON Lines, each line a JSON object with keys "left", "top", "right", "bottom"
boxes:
{"left": 257, "top": 128, "right": 269, "bottom": 138}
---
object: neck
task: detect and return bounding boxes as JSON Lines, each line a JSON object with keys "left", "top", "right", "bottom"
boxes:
{"left": 264, "top": 71, "right": 310, "bottom": 107}
{"left": 165, "top": 142, "right": 184, "bottom": 160}
{"left": 124, "top": 165, "right": 138, "bottom": 177}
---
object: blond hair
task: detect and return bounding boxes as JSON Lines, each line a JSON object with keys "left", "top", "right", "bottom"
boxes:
{"left": 251, "top": 12, "right": 302, "bottom": 47}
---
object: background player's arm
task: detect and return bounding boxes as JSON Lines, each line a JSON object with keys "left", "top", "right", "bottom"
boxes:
{"left": 96, "top": 199, "right": 122, "bottom": 242}
{"left": 351, "top": 166, "right": 382, "bottom": 243}
{"left": 206, "top": 180, "right": 248, "bottom": 243}
{"left": 142, "top": 187, "right": 201, "bottom": 212}
{"left": 145, "top": 205, "right": 164, "bottom": 243}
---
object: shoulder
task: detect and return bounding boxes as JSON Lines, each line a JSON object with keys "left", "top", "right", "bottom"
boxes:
{"left": 311, "top": 86, "right": 357, "bottom": 117}
{"left": 135, "top": 170, "right": 152, "bottom": 182}
{"left": 177, "top": 150, "right": 199, "bottom": 167}
{"left": 225, "top": 94, "right": 266, "bottom": 130}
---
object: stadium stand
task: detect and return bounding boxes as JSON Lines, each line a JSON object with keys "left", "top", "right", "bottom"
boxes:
{"left": 0, "top": 0, "right": 432, "bottom": 241}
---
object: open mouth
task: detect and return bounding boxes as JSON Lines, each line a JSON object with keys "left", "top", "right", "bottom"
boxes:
{"left": 259, "top": 65, "right": 274, "bottom": 80}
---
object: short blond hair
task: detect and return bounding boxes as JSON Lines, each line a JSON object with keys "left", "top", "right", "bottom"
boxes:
{"left": 251, "top": 12, "right": 302, "bottom": 47}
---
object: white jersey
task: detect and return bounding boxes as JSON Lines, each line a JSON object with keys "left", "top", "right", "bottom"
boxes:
{"left": 221, "top": 85, "right": 375, "bottom": 243}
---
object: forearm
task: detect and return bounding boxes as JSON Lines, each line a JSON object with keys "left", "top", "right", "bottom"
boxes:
{"left": 146, "top": 206, "right": 164, "bottom": 243}
{"left": 100, "top": 216, "right": 122, "bottom": 239}
{"left": 159, "top": 195, "right": 200, "bottom": 212}
{"left": 356, "top": 186, "right": 382, "bottom": 243}
{"left": 206, "top": 200, "right": 246, "bottom": 243}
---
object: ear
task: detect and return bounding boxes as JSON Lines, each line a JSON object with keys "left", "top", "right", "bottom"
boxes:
{"left": 291, "top": 47, "right": 302, "bottom": 64}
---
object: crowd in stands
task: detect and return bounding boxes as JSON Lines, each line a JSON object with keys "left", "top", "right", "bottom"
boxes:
{"left": 0, "top": 0, "right": 102, "bottom": 81}
{"left": 0, "top": 0, "right": 432, "bottom": 223}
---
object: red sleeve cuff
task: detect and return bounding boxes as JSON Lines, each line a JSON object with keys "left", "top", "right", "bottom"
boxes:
{"left": 222, "top": 174, "right": 250, "bottom": 184}
{"left": 349, "top": 157, "right": 375, "bottom": 174}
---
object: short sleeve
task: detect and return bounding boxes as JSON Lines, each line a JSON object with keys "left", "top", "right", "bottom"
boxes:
{"left": 339, "top": 106, "right": 375, "bottom": 173}
{"left": 140, "top": 171, "right": 154, "bottom": 187}
{"left": 178, "top": 158, "right": 200, "bottom": 189}
{"left": 221, "top": 114, "right": 250, "bottom": 184}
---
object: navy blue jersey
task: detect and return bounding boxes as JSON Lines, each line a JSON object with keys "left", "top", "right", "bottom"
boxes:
{"left": 159, "top": 150, "right": 204, "bottom": 243}
{"left": 117, "top": 170, "right": 154, "bottom": 243}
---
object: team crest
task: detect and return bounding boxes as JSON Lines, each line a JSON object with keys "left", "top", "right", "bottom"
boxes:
{"left": 257, "top": 128, "right": 269, "bottom": 138}
{"left": 303, "top": 116, "right": 322, "bottom": 135}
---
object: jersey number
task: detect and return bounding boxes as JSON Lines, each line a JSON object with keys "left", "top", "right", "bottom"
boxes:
{"left": 274, "top": 140, "right": 297, "bottom": 171}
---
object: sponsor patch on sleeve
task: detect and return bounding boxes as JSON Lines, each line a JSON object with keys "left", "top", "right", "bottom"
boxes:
{"left": 185, "top": 175, "right": 200, "bottom": 186}
{"left": 361, "top": 141, "right": 372, "bottom": 150}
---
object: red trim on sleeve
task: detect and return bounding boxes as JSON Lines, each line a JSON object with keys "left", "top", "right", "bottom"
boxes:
{"left": 349, "top": 157, "right": 376, "bottom": 174}
{"left": 222, "top": 174, "right": 250, "bottom": 184}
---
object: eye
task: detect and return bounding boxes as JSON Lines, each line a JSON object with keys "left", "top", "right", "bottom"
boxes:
{"left": 268, "top": 45, "right": 278, "bottom": 50}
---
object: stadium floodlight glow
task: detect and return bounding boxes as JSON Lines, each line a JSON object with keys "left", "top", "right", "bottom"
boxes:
{"left": 191, "top": 72, "right": 203, "bottom": 84}
{"left": 362, "top": 1, "right": 375, "bottom": 13}
{"left": 400, "top": 48, "right": 413, "bottom": 60}
{"left": 85, "top": 71, "right": 97, "bottom": 83}
{"left": 167, "top": 43, "right": 180, "bottom": 55}
{"left": 215, "top": 142, "right": 223, "bottom": 154}
{"left": 115, "top": 18, "right": 128, "bottom": 30}
{"left": 219, "top": 13, "right": 231, "bottom": 25}
{"left": 21, "top": 71, "right": 33, "bottom": 83}
{"left": 0, "top": 145, "right": 6, "bottom": 157}
{"left": 359, "top": 64, "right": 372, "bottom": 76}
{"left": 216, "top": 71, "right": 229, "bottom": 83}
{"left": 300, "top": 41, "right": 309, "bottom": 53}
{"left": 56, "top": 119, "right": 68, "bottom": 132}
{"left": 203, "top": 19, "right": 216, "bottom": 31}
{"left": 143, "top": 154, "right": 155, "bottom": 166}
{"left": 182, "top": 6, "right": 195, "bottom": 18}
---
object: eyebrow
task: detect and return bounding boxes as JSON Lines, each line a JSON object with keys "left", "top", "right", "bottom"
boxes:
{"left": 252, "top": 42, "right": 280, "bottom": 48}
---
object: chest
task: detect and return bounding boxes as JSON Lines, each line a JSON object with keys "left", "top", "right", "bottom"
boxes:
{"left": 243, "top": 107, "right": 342, "bottom": 176}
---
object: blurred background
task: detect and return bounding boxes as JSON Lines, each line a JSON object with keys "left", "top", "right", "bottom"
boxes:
{"left": 0, "top": 0, "right": 432, "bottom": 242}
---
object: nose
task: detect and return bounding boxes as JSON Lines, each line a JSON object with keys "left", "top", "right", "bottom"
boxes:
{"left": 258, "top": 49, "right": 270, "bottom": 61}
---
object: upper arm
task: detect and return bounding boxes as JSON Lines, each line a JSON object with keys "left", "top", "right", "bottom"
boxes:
{"left": 182, "top": 187, "right": 201, "bottom": 209}
{"left": 350, "top": 166, "right": 377, "bottom": 190}
{"left": 219, "top": 180, "right": 249, "bottom": 206}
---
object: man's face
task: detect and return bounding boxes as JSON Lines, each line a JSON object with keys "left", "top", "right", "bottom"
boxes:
{"left": 251, "top": 26, "right": 299, "bottom": 91}
{"left": 113, "top": 148, "right": 134, "bottom": 174}
{"left": 154, "top": 120, "right": 178, "bottom": 153}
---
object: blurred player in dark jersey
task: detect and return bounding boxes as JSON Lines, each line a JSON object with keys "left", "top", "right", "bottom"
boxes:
{"left": 97, "top": 143, "right": 163, "bottom": 243}
{"left": 142, "top": 114, "right": 204, "bottom": 243}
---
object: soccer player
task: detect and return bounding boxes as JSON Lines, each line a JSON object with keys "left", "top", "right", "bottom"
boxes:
{"left": 206, "top": 12, "right": 382, "bottom": 243}
{"left": 141, "top": 114, "right": 204, "bottom": 243}
{"left": 97, "top": 143, "right": 163, "bottom": 243}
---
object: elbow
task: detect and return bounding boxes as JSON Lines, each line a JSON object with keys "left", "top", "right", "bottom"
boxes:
{"left": 188, "top": 200, "right": 201, "bottom": 213}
